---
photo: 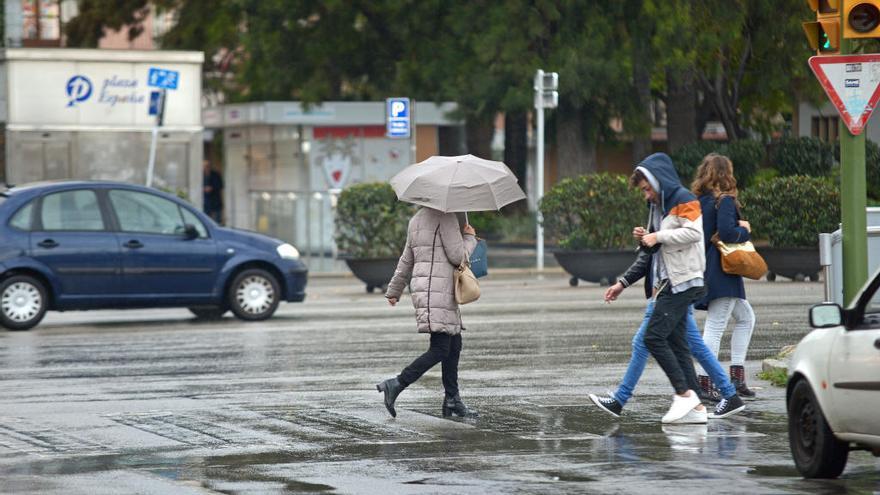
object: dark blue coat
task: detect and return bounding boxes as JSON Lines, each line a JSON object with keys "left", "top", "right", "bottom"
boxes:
{"left": 695, "top": 193, "right": 749, "bottom": 309}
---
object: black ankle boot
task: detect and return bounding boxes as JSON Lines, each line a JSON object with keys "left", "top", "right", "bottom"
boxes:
{"left": 442, "top": 394, "right": 479, "bottom": 418}
{"left": 730, "top": 365, "right": 756, "bottom": 400}
{"left": 376, "top": 378, "right": 405, "bottom": 417}
{"left": 697, "top": 375, "right": 722, "bottom": 403}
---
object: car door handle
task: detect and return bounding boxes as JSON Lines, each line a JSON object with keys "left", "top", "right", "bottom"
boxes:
{"left": 37, "top": 239, "right": 58, "bottom": 248}
{"left": 875, "top": 338, "right": 880, "bottom": 350}
{"left": 123, "top": 240, "right": 144, "bottom": 249}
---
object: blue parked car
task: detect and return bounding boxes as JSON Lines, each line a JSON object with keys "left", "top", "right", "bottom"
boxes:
{"left": 0, "top": 181, "right": 308, "bottom": 330}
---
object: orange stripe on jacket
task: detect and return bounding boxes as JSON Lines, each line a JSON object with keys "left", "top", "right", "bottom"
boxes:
{"left": 669, "top": 200, "right": 701, "bottom": 222}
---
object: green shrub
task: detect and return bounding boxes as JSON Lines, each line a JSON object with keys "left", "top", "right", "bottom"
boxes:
{"left": 539, "top": 173, "right": 644, "bottom": 250}
{"left": 750, "top": 167, "right": 780, "bottom": 186}
{"left": 770, "top": 137, "right": 835, "bottom": 177}
{"left": 740, "top": 176, "right": 840, "bottom": 248}
{"left": 670, "top": 140, "right": 765, "bottom": 188}
{"left": 670, "top": 141, "right": 718, "bottom": 185}
{"left": 334, "top": 182, "right": 415, "bottom": 258}
{"left": 467, "top": 211, "right": 503, "bottom": 239}
{"left": 724, "top": 140, "right": 765, "bottom": 188}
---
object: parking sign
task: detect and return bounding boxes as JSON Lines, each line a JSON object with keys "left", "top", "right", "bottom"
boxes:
{"left": 148, "top": 67, "right": 180, "bottom": 90}
{"left": 386, "top": 97, "right": 411, "bottom": 138}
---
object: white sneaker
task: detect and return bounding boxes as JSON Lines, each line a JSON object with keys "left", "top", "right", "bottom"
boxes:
{"left": 669, "top": 406, "right": 708, "bottom": 424}
{"left": 661, "top": 390, "right": 701, "bottom": 424}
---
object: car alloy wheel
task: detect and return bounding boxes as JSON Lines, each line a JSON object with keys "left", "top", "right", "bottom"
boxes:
{"left": 0, "top": 275, "right": 48, "bottom": 331}
{"left": 228, "top": 269, "right": 280, "bottom": 321}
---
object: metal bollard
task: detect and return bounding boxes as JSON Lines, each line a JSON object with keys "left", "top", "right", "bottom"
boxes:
{"left": 818, "top": 233, "right": 833, "bottom": 303}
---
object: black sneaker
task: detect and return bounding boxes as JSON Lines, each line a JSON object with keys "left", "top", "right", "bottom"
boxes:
{"left": 708, "top": 394, "right": 745, "bottom": 419}
{"left": 589, "top": 394, "right": 622, "bottom": 418}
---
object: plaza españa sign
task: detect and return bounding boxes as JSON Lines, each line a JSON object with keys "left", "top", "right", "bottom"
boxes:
{"left": 808, "top": 54, "right": 880, "bottom": 135}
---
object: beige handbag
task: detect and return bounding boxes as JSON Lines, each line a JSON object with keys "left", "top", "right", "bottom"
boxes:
{"left": 454, "top": 255, "right": 480, "bottom": 304}
{"left": 712, "top": 233, "right": 768, "bottom": 280}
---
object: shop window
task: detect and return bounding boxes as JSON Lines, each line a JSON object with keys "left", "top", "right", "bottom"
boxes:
{"left": 811, "top": 116, "right": 839, "bottom": 143}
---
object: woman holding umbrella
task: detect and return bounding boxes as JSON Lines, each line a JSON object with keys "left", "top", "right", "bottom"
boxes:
{"left": 376, "top": 155, "right": 525, "bottom": 419}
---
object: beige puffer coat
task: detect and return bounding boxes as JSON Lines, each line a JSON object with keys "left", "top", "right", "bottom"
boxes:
{"left": 385, "top": 208, "right": 477, "bottom": 335}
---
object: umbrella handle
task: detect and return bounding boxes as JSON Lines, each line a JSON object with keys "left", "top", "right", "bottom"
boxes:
{"left": 465, "top": 212, "right": 468, "bottom": 225}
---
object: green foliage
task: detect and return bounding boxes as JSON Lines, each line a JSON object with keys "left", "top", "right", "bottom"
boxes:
{"left": 467, "top": 211, "right": 503, "bottom": 240}
{"left": 751, "top": 167, "right": 780, "bottom": 187}
{"left": 670, "top": 140, "right": 765, "bottom": 188}
{"left": 770, "top": 137, "right": 836, "bottom": 177}
{"left": 63, "top": 0, "right": 817, "bottom": 169}
{"left": 334, "top": 183, "right": 414, "bottom": 259}
{"left": 724, "top": 140, "right": 765, "bottom": 189}
{"left": 740, "top": 176, "right": 840, "bottom": 248}
{"left": 64, "top": 0, "right": 151, "bottom": 47}
{"left": 539, "top": 173, "right": 644, "bottom": 251}
{"left": 670, "top": 141, "right": 720, "bottom": 185}
{"left": 757, "top": 368, "right": 788, "bottom": 388}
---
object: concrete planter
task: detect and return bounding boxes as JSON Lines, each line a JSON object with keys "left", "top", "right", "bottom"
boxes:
{"left": 757, "top": 247, "right": 821, "bottom": 282}
{"left": 554, "top": 249, "right": 634, "bottom": 287}
{"left": 343, "top": 257, "right": 399, "bottom": 293}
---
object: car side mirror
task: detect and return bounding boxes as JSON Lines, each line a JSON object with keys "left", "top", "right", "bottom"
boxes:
{"left": 809, "top": 303, "right": 843, "bottom": 329}
{"left": 183, "top": 223, "right": 199, "bottom": 240}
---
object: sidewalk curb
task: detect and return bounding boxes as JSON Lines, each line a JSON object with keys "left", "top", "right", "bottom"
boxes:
{"left": 761, "top": 344, "right": 797, "bottom": 375}
{"left": 761, "top": 358, "right": 789, "bottom": 375}
{"left": 309, "top": 267, "right": 566, "bottom": 279}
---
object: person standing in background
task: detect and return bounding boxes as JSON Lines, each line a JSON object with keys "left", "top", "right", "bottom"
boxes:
{"left": 203, "top": 159, "right": 224, "bottom": 223}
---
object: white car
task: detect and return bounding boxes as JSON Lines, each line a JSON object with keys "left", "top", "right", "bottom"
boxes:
{"left": 787, "top": 268, "right": 880, "bottom": 478}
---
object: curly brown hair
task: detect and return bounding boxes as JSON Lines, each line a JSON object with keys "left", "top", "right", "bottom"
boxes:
{"left": 691, "top": 153, "right": 738, "bottom": 201}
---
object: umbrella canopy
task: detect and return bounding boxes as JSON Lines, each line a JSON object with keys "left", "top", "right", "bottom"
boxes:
{"left": 389, "top": 154, "right": 526, "bottom": 212}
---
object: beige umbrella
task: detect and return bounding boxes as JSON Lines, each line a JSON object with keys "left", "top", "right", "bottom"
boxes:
{"left": 389, "top": 154, "right": 526, "bottom": 213}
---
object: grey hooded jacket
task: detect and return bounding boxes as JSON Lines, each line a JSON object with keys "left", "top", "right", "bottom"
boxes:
{"left": 385, "top": 208, "right": 478, "bottom": 335}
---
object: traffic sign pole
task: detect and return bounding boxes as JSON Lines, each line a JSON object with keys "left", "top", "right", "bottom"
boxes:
{"left": 146, "top": 89, "right": 166, "bottom": 187}
{"left": 839, "top": 35, "right": 869, "bottom": 305}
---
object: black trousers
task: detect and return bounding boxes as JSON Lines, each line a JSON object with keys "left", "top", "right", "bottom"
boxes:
{"left": 644, "top": 284, "right": 705, "bottom": 395}
{"left": 398, "top": 332, "right": 462, "bottom": 397}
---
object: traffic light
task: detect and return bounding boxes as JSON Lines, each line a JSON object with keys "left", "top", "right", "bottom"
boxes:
{"left": 843, "top": 0, "right": 880, "bottom": 38}
{"left": 804, "top": 0, "right": 841, "bottom": 54}
{"left": 534, "top": 70, "right": 558, "bottom": 109}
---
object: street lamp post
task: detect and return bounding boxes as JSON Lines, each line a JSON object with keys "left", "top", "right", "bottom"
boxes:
{"left": 534, "top": 69, "right": 558, "bottom": 271}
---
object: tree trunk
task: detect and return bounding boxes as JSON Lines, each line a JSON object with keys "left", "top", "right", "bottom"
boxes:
{"left": 465, "top": 115, "right": 494, "bottom": 160}
{"left": 666, "top": 67, "right": 698, "bottom": 153}
{"left": 556, "top": 104, "right": 596, "bottom": 179}
{"left": 504, "top": 112, "right": 528, "bottom": 185}
{"left": 629, "top": 26, "right": 653, "bottom": 163}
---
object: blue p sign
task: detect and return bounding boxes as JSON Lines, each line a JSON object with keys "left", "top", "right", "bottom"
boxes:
{"left": 390, "top": 100, "right": 408, "bottom": 118}
{"left": 386, "top": 97, "right": 411, "bottom": 138}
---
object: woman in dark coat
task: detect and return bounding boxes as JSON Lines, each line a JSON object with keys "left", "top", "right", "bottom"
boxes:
{"left": 691, "top": 153, "right": 757, "bottom": 399}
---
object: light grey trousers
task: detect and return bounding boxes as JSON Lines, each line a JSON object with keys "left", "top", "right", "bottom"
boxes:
{"left": 697, "top": 297, "right": 755, "bottom": 373}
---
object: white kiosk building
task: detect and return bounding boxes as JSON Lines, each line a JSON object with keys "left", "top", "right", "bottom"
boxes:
{"left": 0, "top": 48, "right": 204, "bottom": 201}
{"left": 203, "top": 101, "right": 463, "bottom": 267}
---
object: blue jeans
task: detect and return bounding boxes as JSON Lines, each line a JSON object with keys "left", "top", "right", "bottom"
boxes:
{"left": 613, "top": 300, "right": 736, "bottom": 406}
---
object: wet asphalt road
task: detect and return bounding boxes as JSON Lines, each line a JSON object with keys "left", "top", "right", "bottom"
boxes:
{"left": 1, "top": 274, "right": 878, "bottom": 494}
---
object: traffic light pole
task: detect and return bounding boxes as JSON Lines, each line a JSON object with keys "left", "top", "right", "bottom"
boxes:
{"left": 535, "top": 93, "right": 545, "bottom": 271}
{"left": 840, "top": 35, "right": 869, "bottom": 305}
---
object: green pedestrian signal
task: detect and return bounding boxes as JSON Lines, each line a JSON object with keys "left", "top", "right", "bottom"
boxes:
{"left": 804, "top": 0, "right": 841, "bottom": 55}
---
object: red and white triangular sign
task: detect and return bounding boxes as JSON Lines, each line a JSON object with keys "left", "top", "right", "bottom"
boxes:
{"left": 809, "top": 54, "right": 880, "bottom": 136}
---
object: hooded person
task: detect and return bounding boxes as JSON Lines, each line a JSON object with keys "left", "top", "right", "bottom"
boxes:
{"left": 588, "top": 153, "right": 745, "bottom": 422}
{"left": 629, "top": 153, "right": 712, "bottom": 424}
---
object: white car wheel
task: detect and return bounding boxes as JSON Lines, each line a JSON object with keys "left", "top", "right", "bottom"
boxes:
{"left": 228, "top": 269, "right": 280, "bottom": 321}
{"left": 0, "top": 275, "right": 48, "bottom": 331}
